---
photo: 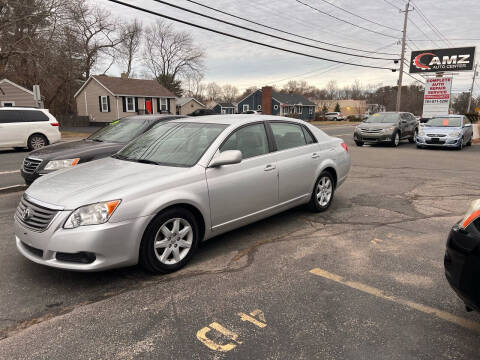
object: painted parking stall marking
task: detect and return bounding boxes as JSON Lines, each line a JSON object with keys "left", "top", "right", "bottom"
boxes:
{"left": 310, "top": 268, "right": 480, "bottom": 333}
{"left": 196, "top": 309, "right": 267, "bottom": 352}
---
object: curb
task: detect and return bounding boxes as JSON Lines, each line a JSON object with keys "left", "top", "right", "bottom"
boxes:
{"left": 0, "top": 184, "right": 27, "bottom": 195}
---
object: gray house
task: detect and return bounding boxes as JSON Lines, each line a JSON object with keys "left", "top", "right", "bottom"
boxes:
{"left": 0, "top": 79, "right": 43, "bottom": 108}
{"left": 212, "top": 102, "right": 235, "bottom": 114}
{"left": 237, "top": 86, "right": 316, "bottom": 121}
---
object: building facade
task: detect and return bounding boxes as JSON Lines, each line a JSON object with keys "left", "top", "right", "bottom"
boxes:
{"left": 0, "top": 79, "right": 42, "bottom": 108}
{"left": 176, "top": 97, "right": 206, "bottom": 115}
{"left": 212, "top": 102, "right": 235, "bottom": 114}
{"left": 74, "top": 75, "right": 176, "bottom": 123}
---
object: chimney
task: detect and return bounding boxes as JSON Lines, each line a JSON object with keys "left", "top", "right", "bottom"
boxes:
{"left": 120, "top": 72, "right": 128, "bottom": 79}
{"left": 261, "top": 86, "right": 272, "bottom": 115}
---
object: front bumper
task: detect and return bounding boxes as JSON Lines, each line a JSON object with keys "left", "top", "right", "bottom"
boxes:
{"left": 20, "top": 168, "right": 41, "bottom": 185}
{"left": 416, "top": 136, "right": 461, "bottom": 147}
{"left": 444, "top": 225, "right": 480, "bottom": 312}
{"left": 354, "top": 132, "right": 393, "bottom": 143}
{"left": 15, "top": 211, "right": 152, "bottom": 271}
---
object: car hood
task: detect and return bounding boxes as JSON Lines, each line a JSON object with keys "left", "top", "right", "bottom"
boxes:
{"left": 421, "top": 126, "right": 461, "bottom": 134}
{"left": 28, "top": 139, "right": 124, "bottom": 160}
{"left": 357, "top": 122, "right": 398, "bottom": 130}
{"left": 25, "top": 157, "right": 194, "bottom": 209}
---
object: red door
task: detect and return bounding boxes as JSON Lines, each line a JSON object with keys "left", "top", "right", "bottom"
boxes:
{"left": 145, "top": 99, "right": 152, "bottom": 114}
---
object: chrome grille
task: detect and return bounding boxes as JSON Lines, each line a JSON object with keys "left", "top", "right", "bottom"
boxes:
{"left": 23, "top": 157, "right": 42, "bottom": 173}
{"left": 426, "top": 134, "right": 446, "bottom": 137}
{"left": 15, "top": 196, "right": 59, "bottom": 231}
{"left": 360, "top": 128, "right": 382, "bottom": 134}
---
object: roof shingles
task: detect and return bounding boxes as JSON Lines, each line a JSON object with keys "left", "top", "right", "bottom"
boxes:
{"left": 92, "top": 75, "right": 174, "bottom": 97}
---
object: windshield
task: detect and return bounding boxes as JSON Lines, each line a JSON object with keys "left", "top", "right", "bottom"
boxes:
{"left": 115, "top": 122, "right": 227, "bottom": 167}
{"left": 426, "top": 117, "right": 462, "bottom": 127}
{"left": 364, "top": 113, "right": 399, "bottom": 123}
{"left": 88, "top": 118, "right": 149, "bottom": 142}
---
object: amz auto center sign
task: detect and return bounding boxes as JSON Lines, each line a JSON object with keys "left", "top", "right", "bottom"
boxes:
{"left": 422, "top": 77, "right": 452, "bottom": 118}
{"left": 410, "top": 47, "right": 476, "bottom": 73}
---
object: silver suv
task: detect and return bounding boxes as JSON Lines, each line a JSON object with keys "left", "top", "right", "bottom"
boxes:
{"left": 354, "top": 112, "right": 418, "bottom": 147}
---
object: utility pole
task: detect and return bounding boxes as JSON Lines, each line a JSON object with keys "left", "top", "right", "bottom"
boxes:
{"left": 396, "top": 0, "right": 412, "bottom": 112}
{"left": 467, "top": 63, "right": 478, "bottom": 113}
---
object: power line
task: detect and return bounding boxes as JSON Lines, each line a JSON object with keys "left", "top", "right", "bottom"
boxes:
{"left": 314, "top": 0, "right": 401, "bottom": 32}
{"left": 183, "top": 0, "right": 399, "bottom": 56}
{"left": 148, "top": 0, "right": 398, "bottom": 60}
{"left": 107, "top": 0, "right": 397, "bottom": 71}
{"left": 403, "top": 70, "right": 425, "bottom": 84}
{"left": 410, "top": 1, "right": 453, "bottom": 47}
{"left": 408, "top": 18, "right": 441, "bottom": 47}
{"left": 382, "top": 0, "right": 402, "bottom": 11}
{"left": 407, "top": 38, "right": 480, "bottom": 42}
{"left": 295, "top": 0, "right": 399, "bottom": 39}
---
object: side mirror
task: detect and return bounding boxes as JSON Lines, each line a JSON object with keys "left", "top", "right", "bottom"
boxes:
{"left": 209, "top": 150, "right": 242, "bottom": 168}
{"left": 464, "top": 123, "right": 472, "bottom": 128}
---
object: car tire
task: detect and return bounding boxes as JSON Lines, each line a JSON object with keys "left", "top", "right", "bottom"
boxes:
{"left": 355, "top": 140, "right": 364, "bottom": 146}
{"left": 391, "top": 131, "right": 400, "bottom": 147}
{"left": 308, "top": 171, "right": 335, "bottom": 213}
{"left": 409, "top": 129, "right": 418, "bottom": 143}
{"left": 466, "top": 138, "right": 472, "bottom": 146}
{"left": 457, "top": 138, "right": 463, "bottom": 151}
{"left": 27, "top": 134, "right": 48, "bottom": 151}
{"left": 139, "top": 207, "right": 199, "bottom": 274}
{"left": 416, "top": 144, "right": 424, "bottom": 149}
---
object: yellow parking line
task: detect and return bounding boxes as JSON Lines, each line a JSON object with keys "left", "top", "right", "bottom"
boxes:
{"left": 310, "top": 268, "right": 480, "bottom": 333}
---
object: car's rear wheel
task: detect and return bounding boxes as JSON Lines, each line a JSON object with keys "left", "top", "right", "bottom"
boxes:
{"left": 309, "top": 171, "right": 335, "bottom": 212}
{"left": 355, "top": 140, "right": 364, "bottom": 146}
{"left": 409, "top": 129, "right": 418, "bottom": 143}
{"left": 391, "top": 131, "right": 400, "bottom": 147}
{"left": 139, "top": 207, "right": 199, "bottom": 274}
{"left": 27, "top": 134, "right": 47, "bottom": 150}
{"left": 466, "top": 137, "right": 472, "bottom": 146}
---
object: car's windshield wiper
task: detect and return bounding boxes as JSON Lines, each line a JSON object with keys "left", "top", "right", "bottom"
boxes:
{"left": 135, "top": 159, "right": 161, "bottom": 165}
{"left": 111, "top": 154, "right": 129, "bottom": 160}
{"left": 90, "top": 138, "right": 103, "bottom": 142}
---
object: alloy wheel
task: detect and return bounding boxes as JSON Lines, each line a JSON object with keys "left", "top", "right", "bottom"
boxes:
{"left": 394, "top": 133, "right": 400, "bottom": 146}
{"left": 30, "top": 136, "right": 46, "bottom": 149}
{"left": 316, "top": 176, "right": 333, "bottom": 207}
{"left": 154, "top": 218, "right": 193, "bottom": 265}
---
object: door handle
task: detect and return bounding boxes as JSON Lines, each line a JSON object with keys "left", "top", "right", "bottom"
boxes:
{"left": 311, "top": 153, "right": 320, "bottom": 158}
{"left": 264, "top": 164, "right": 276, "bottom": 171}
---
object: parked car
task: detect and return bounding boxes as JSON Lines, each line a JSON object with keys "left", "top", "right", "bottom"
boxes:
{"left": 14, "top": 115, "right": 350, "bottom": 273}
{"left": 416, "top": 115, "right": 473, "bottom": 150}
{"left": 444, "top": 199, "right": 480, "bottom": 312}
{"left": 354, "top": 112, "right": 418, "bottom": 147}
{"left": 243, "top": 110, "right": 262, "bottom": 114}
{"left": 0, "top": 107, "right": 60, "bottom": 150}
{"left": 21, "top": 114, "right": 184, "bottom": 185}
{"left": 325, "top": 112, "right": 345, "bottom": 121}
{"left": 188, "top": 108, "right": 217, "bottom": 116}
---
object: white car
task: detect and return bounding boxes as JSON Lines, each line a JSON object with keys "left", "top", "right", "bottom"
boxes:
{"left": 0, "top": 107, "right": 61, "bottom": 150}
{"left": 325, "top": 112, "right": 345, "bottom": 121}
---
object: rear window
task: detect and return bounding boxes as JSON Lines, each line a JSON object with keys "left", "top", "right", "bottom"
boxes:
{"left": 17, "top": 110, "right": 49, "bottom": 122}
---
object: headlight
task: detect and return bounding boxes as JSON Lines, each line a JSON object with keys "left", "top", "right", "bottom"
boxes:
{"left": 418, "top": 129, "right": 425, "bottom": 136}
{"left": 64, "top": 200, "right": 121, "bottom": 229}
{"left": 460, "top": 199, "right": 480, "bottom": 229}
{"left": 44, "top": 158, "right": 80, "bottom": 171}
{"left": 448, "top": 131, "right": 461, "bottom": 137}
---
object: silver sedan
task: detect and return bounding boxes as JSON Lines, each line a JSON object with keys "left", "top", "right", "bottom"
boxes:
{"left": 14, "top": 115, "right": 351, "bottom": 273}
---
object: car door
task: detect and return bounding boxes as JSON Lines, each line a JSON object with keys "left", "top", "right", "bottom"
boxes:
{"left": 268, "top": 121, "right": 320, "bottom": 204}
{"left": 0, "top": 110, "right": 25, "bottom": 147}
{"left": 206, "top": 122, "right": 278, "bottom": 232}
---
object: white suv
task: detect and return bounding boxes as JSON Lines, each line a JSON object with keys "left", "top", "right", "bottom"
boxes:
{"left": 0, "top": 107, "right": 61, "bottom": 150}
{"left": 325, "top": 112, "right": 345, "bottom": 121}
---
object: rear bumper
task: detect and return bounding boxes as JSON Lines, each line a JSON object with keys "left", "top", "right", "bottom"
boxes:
{"left": 444, "top": 225, "right": 480, "bottom": 311}
{"left": 47, "top": 130, "right": 61, "bottom": 145}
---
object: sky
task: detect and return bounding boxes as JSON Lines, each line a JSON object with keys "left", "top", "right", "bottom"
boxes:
{"left": 101, "top": 0, "right": 480, "bottom": 95}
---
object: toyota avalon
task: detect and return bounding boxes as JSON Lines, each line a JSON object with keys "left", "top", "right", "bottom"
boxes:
{"left": 15, "top": 115, "right": 350, "bottom": 273}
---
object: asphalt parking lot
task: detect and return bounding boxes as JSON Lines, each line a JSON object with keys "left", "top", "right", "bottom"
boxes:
{"left": 1, "top": 124, "right": 479, "bottom": 359}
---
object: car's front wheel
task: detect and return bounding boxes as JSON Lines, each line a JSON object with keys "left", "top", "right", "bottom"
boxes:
{"left": 391, "top": 131, "right": 400, "bottom": 147}
{"left": 139, "top": 207, "right": 199, "bottom": 274}
{"left": 355, "top": 140, "right": 364, "bottom": 146}
{"left": 309, "top": 171, "right": 335, "bottom": 212}
{"left": 409, "top": 129, "right": 418, "bottom": 143}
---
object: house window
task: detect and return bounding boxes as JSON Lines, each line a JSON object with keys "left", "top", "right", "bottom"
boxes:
{"left": 126, "top": 96, "right": 135, "bottom": 112}
{"left": 160, "top": 98, "right": 168, "bottom": 111}
{"left": 309, "top": 107, "right": 313, "bottom": 115}
{"left": 297, "top": 106, "right": 302, "bottom": 114}
{"left": 257, "top": 104, "right": 262, "bottom": 110}
{"left": 101, "top": 96, "right": 108, "bottom": 112}
{"left": 1, "top": 101, "right": 15, "bottom": 107}
{"left": 243, "top": 104, "right": 249, "bottom": 112}
{"left": 273, "top": 104, "right": 278, "bottom": 110}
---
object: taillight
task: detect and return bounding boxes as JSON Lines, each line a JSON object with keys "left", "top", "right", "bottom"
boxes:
{"left": 460, "top": 199, "right": 480, "bottom": 229}
{"left": 341, "top": 142, "right": 348, "bottom": 152}
{"left": 50, "top": 122, "right": 59, "bottom": 127}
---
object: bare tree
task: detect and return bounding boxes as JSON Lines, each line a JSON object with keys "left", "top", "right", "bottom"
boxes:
{"left": 326, "top": 80, "right": 338, "bottom": 100}
{"left": 65, "top": 0, "right": 122, "bottom": 79}
{"left": 117, "top": 19, "right": 142, "bottom": 77}
{"left": 143, "top": 20, "right": 204, "bottom": 86}
{"left": 183, "top": 71, "right": 206, "bottom": 99}
{"left": 206, "top": 82, "right": 222, "bottom": 101}
{"left": 222, "top": 84, "right": 239, "bottom": 103}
